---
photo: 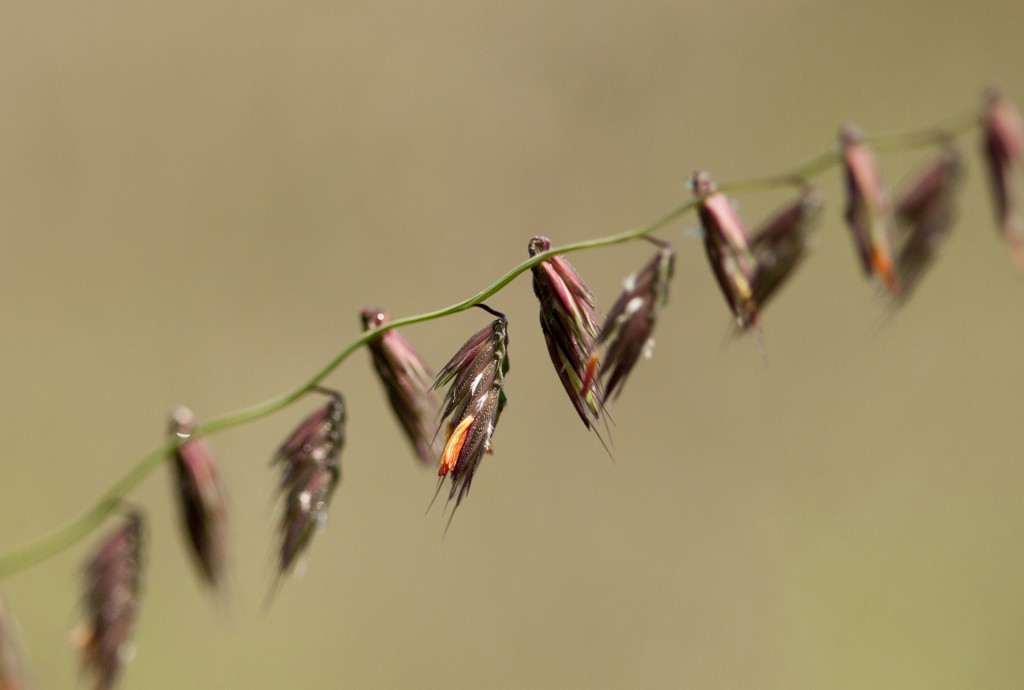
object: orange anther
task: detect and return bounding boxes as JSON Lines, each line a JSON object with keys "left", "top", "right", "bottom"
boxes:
{"left": 439, "top": 415, "right": 474, "bottom": 477}
{"left": 580, "top": 352, "right": 600, "bottom": 398}
{"left": 872, "top": 245, "right": 898, "bottom": 293}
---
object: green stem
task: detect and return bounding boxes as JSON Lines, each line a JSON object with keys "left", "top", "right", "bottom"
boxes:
{"left": 868, "top": 107, "right": 979, "bottom": 151}
{"left": 0, "top": 198, "right": 695, "bottom": 580}
{"left": 0, "top": 442, "right": 174, "bottom": 579}
{"left": 720, "top": 150, "right": 841, "bottom": 195}
{"left": 0, "top": 110, "right": 983, "bottom": 580}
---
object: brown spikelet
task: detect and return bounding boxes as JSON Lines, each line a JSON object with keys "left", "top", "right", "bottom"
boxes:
{"left": 432, "top": 306, "right": 509, "bottom": 516}
{"left": 585, "top": 241, "right": 674, "bottom": 400}
{"left": 747, "top": 188, "right": 823, "bottom": 322}
{"left": 361, "top": 308, "right": 442, "bottom": 466}
{"left": 981, "top": 89, "right": 1024, "bottom": 271}
{"left": 528, "top": 236, "right": 604, "bottom": 430}
{"left": 839, "top": 123, "right": 898, "bottom": 291}
{"left": 168, "top": 406, "right": 229, "bottom": 591}
{"left": 0, "top": 592, "right": 32, "bottom": 690}
{"left": 77, "top": 512, "right": 144, "bottom": 690}
{"left": 890, "top": 149, "right": 963, "bottom": 302}
{"left": 691, "top": 170, "right": 758, "bottom": 328}
{"left": 270, "top": 389, "right": 345, "bottom": 578}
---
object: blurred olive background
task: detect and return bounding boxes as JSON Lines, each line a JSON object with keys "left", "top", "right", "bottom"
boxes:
{"left": 2, "top": 0, "right": 1023, "bottom": 688}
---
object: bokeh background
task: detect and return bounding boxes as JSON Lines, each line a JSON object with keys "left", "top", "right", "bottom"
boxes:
{"left": 2, "top": 0, "right": 1023, "bottom": 688}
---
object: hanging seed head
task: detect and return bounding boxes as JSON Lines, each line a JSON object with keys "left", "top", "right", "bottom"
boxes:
{"left": 746, "top": 188, "right": 823, "bottom": 324}
{"left": 981, "top": 89, "right": 1024, "bottom": 270}
{"left": 270, "top": 390, "right": 345, "bottom": 577}
{"left": 528, "top": 236, "right": 604, "bottom": 430}
{"left": 691, "top": 170, "right": 759, "bottom": 328}
{"left": 0, "top": 591, "right": 31, "bottom": 690}
{"left": 432, "top": 308, "right": 510, "bottom": 513}
{"left": 168, "top": 406, "right": 230, "bottom": 591}
{"left": 361, "top": 308, "right": 442, "bottom": 467}
{"left": 891, "top": 149, "right": 963, "bottom": 302}
{"left": 839, "top": 123, "right": 898, "bottom": 291}
{"left": 77, "top": 512, "right": 144, "bottom": 690}
{"left": 585, "top": 242, "right": 674, "bottom": 400}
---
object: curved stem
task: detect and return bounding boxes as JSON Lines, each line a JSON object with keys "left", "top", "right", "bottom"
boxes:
{"left": 720, "top": 150, "right": 841, "bottom": 195}
{"left": 0, "top": 442, "right": 174, "bottom": 578}
{"left": 0, "top": 198, "right": 695, "bottom": 580}
{"left": 868, "top": 107, "right": 979, "bottom": 151}
{"left": 0, "top": 110, "right": 983, "bottom": 580}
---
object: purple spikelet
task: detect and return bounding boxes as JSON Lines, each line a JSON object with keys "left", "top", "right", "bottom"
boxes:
{"left": 981, "top": 89, "right": 1024, "bottom": 271}
{"left": 528, "top": 236, "right": 604, "bottom": 430}
{"left": 747, "top": 188, "right": 822, "bottom": 321}
{"left": 432, "top": 307, "right": 509, "bottom": 515}
{"left": 839, "top": 124, "right": 898, "bottom": 291}
{"left": 270, "top": 390, "right": 345, "bottom": 578}
{"left": 168, "top": 406, "right": 229, "bottom": 591}
{"left": 584, "top": 242, "right": 674, "bottom": 400}
{"left": 77, "top": 513, "right": 144, "bottom": 690}
{"left": 361, "top": 308, "right": 442, "bottom": 466}
{"left": 691, "top": 170, "right": 759, "bottom": 328}
{"left": 891, "top": 149, "right": 963, "bottom": 302}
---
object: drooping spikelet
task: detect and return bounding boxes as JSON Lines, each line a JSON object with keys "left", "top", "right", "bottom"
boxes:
{"left": 528, "top": 236, "right": 604, "bottom": 430}
{"left": 691, "top": 170, "right": 758, "bottom": 328}
{"left": 747, "top": 188, "right": 823, "bottom": 321}
{"left": 0, "top": 590, "right": 32, "bottom": 690}
{"left": 584, "top": 241, "right": 674, "bottom": 400}
{"left": 839, "top": 123, "right": 898, "bottom": 291}
{"left": 432, "top": 306, "right": 510, "bottom": 514}
{"left": 981, "top": 88, "right": 1024, "bottom": 271}
{"left": 890, "top": 148, "right": 963, "bottom": 303}
{"left": 361, "top": 308, "right": 442, "bottom": 467}
{"left": 270, "top": 389, "right": 345, "bottom": 577}
{"left": 168, "top": 406, "right": 229, "bottom": 591}
{"left": 77, "top": 512, "right": 144, "bottom": 690}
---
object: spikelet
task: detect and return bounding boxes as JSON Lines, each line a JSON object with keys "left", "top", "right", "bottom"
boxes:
{"left": 891, "top": 149, "right": 963, "bottom": 302}
{"left": 168, "top": 406, "right": 229, "bottom": 591}
{"left": 981, "top": 89, "right": 1024, "bottom": 271}
{"left": 839, "top": 123, "right": 898, "bottom": 291}
{"left": 747, "top": 188, "right": 823, "bottom": 322}
{"left": 270, "top": 390, "right": 345, "bottom": 577}
{"left": 691, "top": 170, "right": 759, "bottom": 328}
{"left": 432, "top": 306, "right": 510, "bottom": 515}
{"left": 77, "top": 513, "right": 144, "bottom": 690}
{"left": 528, "top": 236, "right": 604, "bottom": 430}
{"left": 361, "top": 308, "right": 442, "bottom": 466}
{"left": 584, "top": 241, "right": 674, "bottom": 400}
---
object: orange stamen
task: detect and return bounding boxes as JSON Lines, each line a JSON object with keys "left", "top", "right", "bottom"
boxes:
{"left": 580, "top": 352, "right": 600, "bottom": 398}
{"left": 871, "top": 245, "right": 898, "bottom": 293}
{"left": 439, "top": 415, "right": 474, "bottom": 477}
